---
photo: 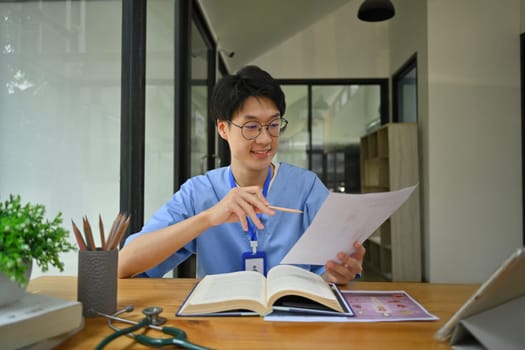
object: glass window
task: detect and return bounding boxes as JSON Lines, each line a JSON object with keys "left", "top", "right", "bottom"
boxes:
{"left": 312, "top": 85, "right": 380, "bottom": 193}
{"left": 277, "top": 86, "right": 309, "bottom": 169}
{"left": 394, "top": 57, "right": 418, "bottom": 123}
{"left": 190, "top": 21, "right": 208, "bottom": 176}
{"left": 0, "top": 0, "right": 122, "bottom": 277}
{"left": 144, "top": 0, "right": 175, "bottom": 219}
{"left": 279, "top": 83, "right": 382, "bottom": 193}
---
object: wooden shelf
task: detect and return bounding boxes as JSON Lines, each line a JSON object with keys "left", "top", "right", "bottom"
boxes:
{"left": 360, "top": 123, "right": 421, "bottom": 282}
{"left": 363, "top": 158, "right": 389, "bottom": 187}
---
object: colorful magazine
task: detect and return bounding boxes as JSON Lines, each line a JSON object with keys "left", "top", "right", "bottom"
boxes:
{"left": 265, "top": 289, "right": 437, "bottom": 322}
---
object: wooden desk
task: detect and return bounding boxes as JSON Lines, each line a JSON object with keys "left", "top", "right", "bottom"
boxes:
{"left": 28, "top": 277, "right": 477, "bottom": 350}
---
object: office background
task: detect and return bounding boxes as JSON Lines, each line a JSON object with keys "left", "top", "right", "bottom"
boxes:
{"left": 0, "top": 0, "right": 522, "bottom": 284}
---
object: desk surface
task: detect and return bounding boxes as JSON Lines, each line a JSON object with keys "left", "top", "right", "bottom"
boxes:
{"left": 27, "top": 277, "right": 477, "bottom": 350}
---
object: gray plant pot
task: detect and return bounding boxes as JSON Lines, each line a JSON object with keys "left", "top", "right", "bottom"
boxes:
{"left": 0, "top": 261, "right": 32, "bottom": 308}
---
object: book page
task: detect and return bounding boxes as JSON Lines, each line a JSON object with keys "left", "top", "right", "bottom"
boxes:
{"left": 266, "top": 265, "right": 340, "bottom": 311}
{"left": 186, "top": 270, "right": 266, "bottom": 305}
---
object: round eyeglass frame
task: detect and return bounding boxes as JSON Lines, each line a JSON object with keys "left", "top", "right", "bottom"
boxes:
{"left": 228, "top": 117, "right": 288, "bottom": 140}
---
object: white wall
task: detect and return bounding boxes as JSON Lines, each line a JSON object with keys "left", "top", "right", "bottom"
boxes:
{"left": 522, "top": 0, "right": 525, "bottom": 32}
{"left": 391, "top": 0, "right": 522, "bottom": 283}
{"left": 251, "top": 0, "right": 523, "bottom": 283}
{"left": 252, "top": 0, "right": 390, "bottom": 78}
{"left": 425, "top": 0, "right": 522, "bottom": 282}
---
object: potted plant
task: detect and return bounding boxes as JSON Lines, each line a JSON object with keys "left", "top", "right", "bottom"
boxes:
{"left": 0, "top": 194, "right": 75, "bottom": 306}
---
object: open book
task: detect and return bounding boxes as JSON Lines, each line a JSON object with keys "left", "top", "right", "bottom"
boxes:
{"left": 176, "top": 265, "right": 354, "bottom": 317}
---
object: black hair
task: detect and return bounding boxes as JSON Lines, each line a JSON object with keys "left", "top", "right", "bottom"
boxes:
{"left": 209, "top": 65, "right": 286, "bottom": 122}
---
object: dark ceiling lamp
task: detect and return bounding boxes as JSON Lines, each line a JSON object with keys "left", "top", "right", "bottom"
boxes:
{"left": 358, "top": 0, "right": 396, "bottom": 22}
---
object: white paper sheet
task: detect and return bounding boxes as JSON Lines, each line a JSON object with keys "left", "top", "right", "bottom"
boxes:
{"left": 281, "top": 185, "right": 417, "bottom": 265}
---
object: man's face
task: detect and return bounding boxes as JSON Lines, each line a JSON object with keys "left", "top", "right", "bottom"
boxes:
{"left": 218, "top": 96, "right": 281, "bottom": 172}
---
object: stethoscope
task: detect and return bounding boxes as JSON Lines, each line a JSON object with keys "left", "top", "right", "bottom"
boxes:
{"left": 93, "top": 305, "right": 212, "bottom": 349}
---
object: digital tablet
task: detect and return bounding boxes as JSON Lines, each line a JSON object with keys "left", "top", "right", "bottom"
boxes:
{"left": 434, "top": 246, "right": 525, "bottom": 342}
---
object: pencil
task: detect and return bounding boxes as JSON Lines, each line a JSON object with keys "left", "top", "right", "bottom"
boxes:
{"left": 268, "top": 205, "right": 303, "bottom": 214}
{"left": 98, "top": 214, "right": 106, "bottom": 250}
{"left": 106, "top": 213, "right": 130, "bottom": 250}
{"left": 105, "top": 213, "right": 120, "bottom": 250}
{"left": 83, "top": 216, "right": 97, "bottom": 251}
{"left": 112, "top": 214, "right": 130, "bottom": 250}
{"left": 105, "top": 213, "right": 121, "bottom": 251}
{"left": 71, "top": 220, "right": 88, "bottom": 251}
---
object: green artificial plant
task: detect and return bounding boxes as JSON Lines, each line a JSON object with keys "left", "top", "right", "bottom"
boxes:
{"left": 0, "top": 194, "right": 75, "bottom": 286}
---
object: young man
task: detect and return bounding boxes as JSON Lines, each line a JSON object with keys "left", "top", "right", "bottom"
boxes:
{"left": 118, "top": 65, "right": 365, "bottom": 284}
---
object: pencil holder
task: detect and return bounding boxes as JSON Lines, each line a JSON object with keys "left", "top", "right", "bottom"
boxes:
{"left": 77, "top": 249, "right": 118, "bottom": 317}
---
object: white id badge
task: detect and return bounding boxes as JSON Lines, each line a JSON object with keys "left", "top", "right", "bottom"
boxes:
{"left": 242, "top": 250, "right": 267, "bottom": 275}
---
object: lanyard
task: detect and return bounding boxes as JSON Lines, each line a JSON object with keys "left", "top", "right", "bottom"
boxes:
{"left": 228, "top": 166, "right": 272, "bottom": 243}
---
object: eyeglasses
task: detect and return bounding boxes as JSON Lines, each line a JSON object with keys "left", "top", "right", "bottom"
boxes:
{"left": 228, "top": 117, "right": 288, "bottom": 140}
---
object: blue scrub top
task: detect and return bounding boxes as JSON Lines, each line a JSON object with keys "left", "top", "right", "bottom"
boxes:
{"left": 124, "top": 162, "right": 329, "bottom": 278}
